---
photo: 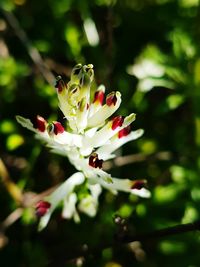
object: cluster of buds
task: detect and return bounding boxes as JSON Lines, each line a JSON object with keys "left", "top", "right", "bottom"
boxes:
{"left": 16, "top": 64, "right": 150, "bottom": 230}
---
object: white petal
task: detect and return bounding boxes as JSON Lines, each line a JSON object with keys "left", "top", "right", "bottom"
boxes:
{"left": 83, "top": 113, "right": 136, "bottom": 149}
{"left": 89, "top": 183, "right": 102, "bottom": 199}
{"left": 131, "top": 188, "right": 151, "bottom": 198}
{"left": 100, "top": 177, "right": 131, "bottom": 192}
{"left": 78, "top": 195, "right": 97, "bottom": 217}
{"left": 62, "top": 192, "right": 80, "bottom": 223}
{"left": 96, "top": 129, "right": 144, "bottom": 160}
{"left": 16, "top": 115, "right": 36, "bottom": 132}
{"left": 38, "top": 172, "right": 85, "bottom": 230}
{"left": 99, "top": 177, "right": 150, "bottom": 198}
{"left": 88, "top": 85, "right": 105, "bottom": 117}
{"left": 78, "top": 183, "right": 101, "bottom": 217}
{"left": 87, "top": 91, "right": 121, "bottom": 128}
{"left": 53, "top": 131, "right": 82, "bottom": 147}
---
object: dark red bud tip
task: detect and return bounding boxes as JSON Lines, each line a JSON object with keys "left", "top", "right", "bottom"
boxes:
{"left": 93, "top": 90, "right": 104, "bottom": 105}
{"left": 35, "top": 115, "right": 46, "bottom": 132}
{"left": 112, "top": 116, "right": 124, "bottom": 130}
{"left": 35, "top": 200, "right": 51, "bottom": 217}
{"left": 131, "top": 180, "right": 146, "bottom": 190}
{"left": 55, "top": 76, "right": 66, "bottom": 93}
{"left": 89, "top": 153, "right": 103, "bottom": 169}
{"left": 106, "top": 92, "right": 117, "bottom": 106}
{"left": 53, "top": 122, "right": 65, "bottom": 135}
{"left": 118, "top": 125, "right": 131, "bottom": 138}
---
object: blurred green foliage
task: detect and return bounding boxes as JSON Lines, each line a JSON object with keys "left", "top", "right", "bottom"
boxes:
{"left": 1, "top": 0, "right": 200, "bottom": 266}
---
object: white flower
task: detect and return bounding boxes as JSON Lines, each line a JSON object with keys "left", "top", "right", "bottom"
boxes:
{"left": 16, "top": 63, "right": 150, "bottom": 230}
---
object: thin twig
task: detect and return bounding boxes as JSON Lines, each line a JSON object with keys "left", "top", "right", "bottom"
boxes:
{"left": 2, "top": 9, "right": 55, "bottom": 85}
{"left": 1, "top": 208, "right": 23, "bottom": 231}
{"left": 103, "top": 151, "right": 172, "bottom": 170}
{"left": 48, "top": 220, "right": 200, "bottom": 264}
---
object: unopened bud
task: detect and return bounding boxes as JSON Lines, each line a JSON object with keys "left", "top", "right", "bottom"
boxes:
{"left": 34, "top": 115, "right": 46, "bottom": 132}
{"left": 93, "top": 90, "right": 104, "bottom": 105}
{"left": 53, "top": 122, "right": 65, "bottom": 135}
{"left": 55, "top": 76, "right": 66, "bottom": 93}
{"left": 106, "top": 92, "right": 117, "bottom": 106}
{"left": 35, "top": 200, "right": 51, "bottom": 217}
{"left": 118, "top": 125, "right": 131, "bottom": 138}
{"left": 112, "top": 116, "right": 124, "bottom": 130}
{"left": 47, "top": 122, "right": 65, "bottom": 135}
{"left": 131, "top": 180, "right": 146, "bottom": 190}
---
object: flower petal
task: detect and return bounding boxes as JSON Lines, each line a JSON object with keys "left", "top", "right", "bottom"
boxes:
{"left": 84, "top": 113, "right": 136, "bottom": 149}
{"left": 98, "top": 177, "right": 151, "bottom": 198}
{"left": 38, "top": 172, "right": 85, "bottom": 231}
{"left": 96, "top": 129, "right": 144, "bottom": 160}
{"left": 87, "top": 91, "right": 121, "bottom": 128}
{"left": 62, "top": 192, "right": 80, "bottom": 222}
{"left": 16, "top": 115, "right": 36, "bottom": 132}
{"left": 78, "top": 184, "right": 102, "bottom": 217}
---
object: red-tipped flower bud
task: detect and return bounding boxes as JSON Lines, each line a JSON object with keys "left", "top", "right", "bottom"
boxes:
{"left": 53, "top": 121, "right": 65, "bottom": 135}
{"left": 131, "top": 180, "right": 146, "bottom": 190}
{"left": 106, "top": 92, "right": 117, "bottom": 106}
{"left": 89, "top": 153, "right": 103, "bottom": 169}
{"left": 112, "top": 116, "right": 124, "bottom": 130}
{"left": 118, "top": 125, "right": 131, "bottom": 138}
{"left": 55, "top": 76, "right": 66, "bottom": 93}
{"left": 35, "top": 115, "right": 46, "bottom": 132}
{"left": 93, "top": 90, "right": 104, "bottom": 105}
{"left": 35, "top": 200, "right": 51, "bottom": 217}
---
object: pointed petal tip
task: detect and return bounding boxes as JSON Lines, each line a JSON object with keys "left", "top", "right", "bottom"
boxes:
{"left": 112, "top": 115, "right": 124, "bottom": 130}
{"left": 131, "top": 188, "right": 151, "bottom": 198}
{"left": 106, "top": 91, "right": 121, "bottom": 106}
{"left": 16, "top": 115, "right": 35, "bottom": 132}
{"left": 55, "top": 76, "right": 66, "bottom": 93}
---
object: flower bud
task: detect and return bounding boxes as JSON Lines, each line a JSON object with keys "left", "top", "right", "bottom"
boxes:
{"left": 35, "top": 115, "right": 46, "bottom": 132}
{"left": 106, "top": 92, "right": 117, "bottom": 106}
{"left": 35, "top": 200, "right": 51, "bottom": 217}
{"left": 112, "top": 116, "right": 124, "bottom": 130}
{"left": 47, "top": 122, "right": 65, "bottom": 135}
{"left": 118, "top": 125, "right": 131, "bottom": 138}
{"left": 131, "top": 180, "right": 146, "bottom": 190}
{"left": 93, "top": 90, "right": 105, "bottom": 105}
{"left": 53, "top": 122, "right": 65, "bottom": 135}
{"left": 55, "top": 76, "right": 66, "bottom": 93}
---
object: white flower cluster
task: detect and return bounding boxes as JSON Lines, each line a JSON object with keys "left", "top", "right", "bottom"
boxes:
{"left": 16, "top": 63, "right": 150, "bottom": 230}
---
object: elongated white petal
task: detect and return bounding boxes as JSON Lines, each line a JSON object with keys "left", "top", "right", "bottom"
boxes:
{"left": 57, "top": 87, "right": 70, "bottom": 119}
{"left": 97, "top": 129, "right": 144, "bottom": 160}
{"left": 89, "top": 85, "right": 105, "bottom": 117}
{"left": 83, "top": 113, "right": 136, "bottom": 149}
{"left": 38, "top": 172, "right": 85, "bottom": 230}
{"left": 89, "top": 183, "right": 102, "bottom": 199}
{"left": 62, "top": 192, "right": 80, "bottom": 222}
{"left": 85, "top": 167, "right": 113, "bottom": 184}
{"left": 53, "top": 131, "right": 82, "bottom": 147}
{"left": 16, "top": 115, "right": 36, "bottom": 132}
{"left": 131, "top": 188, "right": 151, "bottom": 198}
{"left": 78, "top": 196, "right": 97, "bottom": 217}
{"left": 49, "top": 146, "right": 70, "bottom": 157}
{"left": 78, "top": 184, "right": 102, "bottom": 217}
{"left": 99, "top": 177, "right": 151, "bottom": 198}
{"left": 87, "top": 91, "right": 121, "bottom": 128}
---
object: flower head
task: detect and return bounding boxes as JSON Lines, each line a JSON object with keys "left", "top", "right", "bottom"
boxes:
{"left": 16, "top": 63, "right": 150, "bottom": 230}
